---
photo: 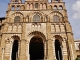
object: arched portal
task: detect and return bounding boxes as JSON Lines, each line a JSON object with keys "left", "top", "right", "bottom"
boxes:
{"left": 11, "top": 40, "right": 18, "bottom": 60}
{"left": 55, "top": 39, "right": 62, "bottom": 60}
{"left": 29, "top": 36, "right": 44, "bottom": 60}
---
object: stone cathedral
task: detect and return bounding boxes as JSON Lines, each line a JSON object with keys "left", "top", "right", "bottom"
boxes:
{"left": 0, "top": 0, "right": 78, "bottom": 60}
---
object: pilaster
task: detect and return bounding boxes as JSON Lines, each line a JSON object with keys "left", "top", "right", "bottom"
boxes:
{"left": 65, "top": 21, "right": 77, "bottom": 60}
{"left": 62, "top": 39, "right": 68, "bottom": 60}
{"left": 46, "top": 22, "right": 54, "bottom": 60}
{"left": 19, "top": 23, "right": 27, "bottom": 60}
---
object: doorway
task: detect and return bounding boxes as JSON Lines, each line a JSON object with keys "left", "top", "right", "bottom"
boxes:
{"left": 11, "top": 40, "right": 18, "bottom": 60}
{"left": 29, "top": 36, "right": 44, "bottom": 60}
{"left": 55, "top": 39, "right": 62, "bottom": 60}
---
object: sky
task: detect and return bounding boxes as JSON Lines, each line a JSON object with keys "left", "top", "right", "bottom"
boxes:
{"left": 0, "top": 0, "right": 80, "bottom": 40}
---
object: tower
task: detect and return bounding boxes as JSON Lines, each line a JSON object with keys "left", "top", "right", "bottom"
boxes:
{"left": 0, "top": 0, "right": 77, "bottom": 60}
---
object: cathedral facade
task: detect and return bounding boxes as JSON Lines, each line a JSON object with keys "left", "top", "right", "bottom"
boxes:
{"left": 0, "top": 0, "right": 77, "bottom": 60}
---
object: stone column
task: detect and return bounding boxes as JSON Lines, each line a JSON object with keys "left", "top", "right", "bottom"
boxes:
{"left": 19, "top": 23, "right": 27, "bottom": 60}
{"left": 65, "top": 22, "right": 77, "bottom": 60}
{"left": 44, "top": 41, "right": 47, "bottom": 59}
{"left": 1, "top": 23, "right": 9, "bottom": 60}
{"left": 53, "top": 38, "right": 56, "bottom": 60}
{"left": 19, "top": 40, "right": 26, "bottom": 60}
{"left": 2, "top": 48, "right": 5, "bottom": 60}
{"left": 1, "top": 34, "right": 6, "bottom": 50}
{"left": 46, "top": 22, "right": 54, "bottom": 60}
{"left": 26, "top": 41, "right": 29, "bottom": 60}
{"left": 62, "top": 38, "right": 68, "bottom": 60}
{"left": 9, "top": 38, "right": 14, "bottom": 60}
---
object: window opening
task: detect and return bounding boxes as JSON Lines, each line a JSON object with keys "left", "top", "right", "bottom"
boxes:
{"left": 55, "top": 0, "right": 59, "bottom": 2}
{"left": 17, "top": 6, "right": 20, "bottom": 10}
{"left": 35, "top": 3, "right": 38, "bottom": 8}
{"left": 53, "top": 15, "right": 60, "bottom": 22}
{"left": 53, "top": 5, "right": 57, "bottom": 10}
{"left": 33, "top": 14, "right": 40, "bottom": 22}
{"left": 12, "top": 6, "right": 14, "bottom": 10}
{"left": 14, "top": 16, "right": 20, "bottom": 23}
{"left": 59, "top": 5, "right": 63, "bottom": 9}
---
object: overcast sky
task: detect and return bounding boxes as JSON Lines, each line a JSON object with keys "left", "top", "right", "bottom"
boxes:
{"left": 0, "top": 0, "right": 80, "bottom": 40}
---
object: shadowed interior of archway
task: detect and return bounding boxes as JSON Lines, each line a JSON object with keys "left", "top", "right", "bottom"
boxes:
{"left": 29, "top": 36, "right": 44, "bottom": 60}
{"left": 55, "top": 39, "right": 62, "bottom": 60}
{"left": 11, "top": 40, "right": 18, "bottom": 60}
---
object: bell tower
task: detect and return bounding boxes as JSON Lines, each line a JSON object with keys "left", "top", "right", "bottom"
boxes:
{"left": 0, "top": 0, "right": 77, "bottom": 60}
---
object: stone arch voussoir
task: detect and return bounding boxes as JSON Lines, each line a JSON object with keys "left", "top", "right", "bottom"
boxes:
{"left": 27, "top": 31, "right": 46, "bottom": 43}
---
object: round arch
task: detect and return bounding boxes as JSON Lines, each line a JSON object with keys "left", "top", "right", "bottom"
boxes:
{"left": 49, "top": 11, "right": 64, "bottom": 22}
{"left": 54, "top": 35, "right": 63, "bottom": 60}
{"left": 27, "top": 31, "right": 46, "bottom": 43}
{"left": 28, "top": 12, "right": 44, "bottom": 22}
{"left": 11, "top": 35, "right": 20, "bottom": 60}
{"left": 11, "top": 12, "right": 24, "bottom": 22}
{"left": 29, "top": 36, "right": 44, "bottom": 60}
{"left": 27, "top": 31, "right": 46, "bottom": 60}
{"left": 54, "top": 35, "right": 63, "bottom": 45}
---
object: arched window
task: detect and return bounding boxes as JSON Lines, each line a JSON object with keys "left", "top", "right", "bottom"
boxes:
{"left": 55, "top": 0, "right": 59, "bottom": 2}
{"left": 59, "top": 5, "right": 63, "bottom": 9}
{"left": 53, "top": 5, "right": 57, "bottom": 10}
{"left": 33, "top": 14, "right": 40, "bottom": 22}
{"left": 17, "top": 6, "right": 20, "bottom": 10}
{"left": 11, "top": 6, "right": 14, "bottom": 10}
{"left": 14, "top": 16, "right": 20, "bottom": 23}
{"left": 53, "top": 15, "right": 60, "bottom": 22}
{"left": 35, "top": 3, "right": 38, "bottom": 8}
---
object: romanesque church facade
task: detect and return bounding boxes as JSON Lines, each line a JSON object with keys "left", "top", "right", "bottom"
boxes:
{"left": 0, "top": 0, "right": 77, "bottom": 60}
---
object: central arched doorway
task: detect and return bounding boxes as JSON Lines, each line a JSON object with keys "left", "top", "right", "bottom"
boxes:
{"left": 55, "top": 39, "right": 62, "bottom": 60}
{"left": 29, "top": 36, "right": 44, "bottom": 60}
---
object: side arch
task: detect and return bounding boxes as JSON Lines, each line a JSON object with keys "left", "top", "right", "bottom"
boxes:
{"left": 11, "top": 35, "right": 20, "bottom": 60}
{"left": 54, "top": 35, "right": 63, "bottom": 44}
{"left": 53, "top": 35, "right": 63, "bottom": 60}
{"left": 5, "top": 35, "right": 21, "bottom": 60}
